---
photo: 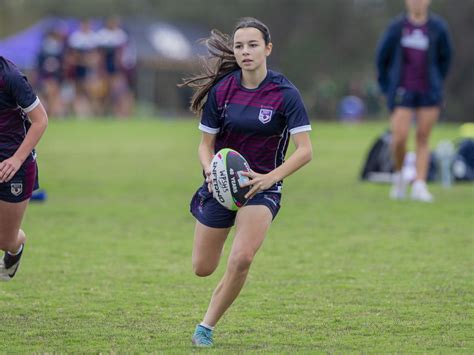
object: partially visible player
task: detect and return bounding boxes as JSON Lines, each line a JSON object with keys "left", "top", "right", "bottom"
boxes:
{"left": 181, "top": 18, "right": 312, "bottom": 346}
{"left": 376, "top": 0, "right": 453, "bottom": 202}
{"left": 0, "top": 56, "right": 48, "bottom": 281}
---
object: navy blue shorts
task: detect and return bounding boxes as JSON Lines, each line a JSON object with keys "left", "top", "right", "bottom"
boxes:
{"left": 0, "top": 158, "right": 38, "bottom": 203}
{"left": 190, "top": 183, "right": 281, "bottom": 229}
{"left": 394, "top": 88, "right": 441, "bottom": 109}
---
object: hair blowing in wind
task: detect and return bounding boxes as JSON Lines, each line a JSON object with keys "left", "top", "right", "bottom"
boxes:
{"left": 180, "top": 17, "right": 271, "bottom": 114}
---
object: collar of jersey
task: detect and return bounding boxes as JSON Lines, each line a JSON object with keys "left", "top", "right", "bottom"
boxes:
{"left": 236, "top": 70, "right": 272, "bottom": 92}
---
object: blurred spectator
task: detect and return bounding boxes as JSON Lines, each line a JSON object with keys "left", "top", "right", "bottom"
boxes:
{"left": 35, "top": 17, "right": 136, "bottom": 118}
{"left": 67, "top": 19, "right": 106, "bottom": 116}
{"left": 37, "top": 25, "right": 67, "bottom": 116}
{"left": 96, "top": 16, "right": 134, "bottom": 117}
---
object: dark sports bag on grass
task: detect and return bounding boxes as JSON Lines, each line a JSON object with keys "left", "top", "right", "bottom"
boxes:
{"left": 360, "top": 131, "right": 394, "bottom": 183}
{"left": 360, "top": 130, "right": 436, "bottom": 183}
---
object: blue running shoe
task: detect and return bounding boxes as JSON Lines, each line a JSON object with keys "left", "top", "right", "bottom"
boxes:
{"left": 192, "top": 325, "right": 213, "bottom": 347}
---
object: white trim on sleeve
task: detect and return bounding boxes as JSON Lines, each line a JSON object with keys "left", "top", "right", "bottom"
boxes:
{"left": 289, "top": 125, "right": 312, "bottom": 135}
{"left": 199, "top": 123, "right": 220, "bottom": 134}
{"left": 22, "top": 96, "right": 40, "bottom": 113}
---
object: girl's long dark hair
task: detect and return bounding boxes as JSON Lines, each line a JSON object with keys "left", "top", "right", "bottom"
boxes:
{"left": 180, "top": 17, "right": 271, "bottom": 114}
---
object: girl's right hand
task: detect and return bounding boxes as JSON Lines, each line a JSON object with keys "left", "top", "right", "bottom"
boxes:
{"left": 0, "top": 155, "right": 22, "bottom": 183}
{"left": 205, "top": 168, "right": 213, "bottom": 193}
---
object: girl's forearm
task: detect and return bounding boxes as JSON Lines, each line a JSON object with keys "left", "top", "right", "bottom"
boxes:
{"left": 198, "top": 144, "right": 214, "bottom": 172}
{"left": 269, "top": 145, "right": 312, "bottom": 182}
{"left": 13, "top": 120, "right": 48, "bottom": 163}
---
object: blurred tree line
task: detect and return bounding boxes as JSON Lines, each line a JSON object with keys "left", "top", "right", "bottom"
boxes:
{"left": 0, "top": 0, "right": 472, "bottom": 121}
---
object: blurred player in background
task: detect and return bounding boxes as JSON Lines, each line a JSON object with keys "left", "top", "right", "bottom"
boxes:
{"left": 376, "top": 0, "right": 453, "bottom": 202}
{"left": 0, "top": 56, "right": 48, "bottom": 281}
{"left": 96, "top": 16, "right": 134, "bottom": 117}
{"left": 37, "top": 25, "right": 67, "bottom": 117}
{"left": 67, "top": 19, "right": 105, "bottom": 116}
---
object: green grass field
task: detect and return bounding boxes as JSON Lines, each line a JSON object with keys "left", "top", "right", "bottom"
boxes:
{"left": 1, "top": 119, "right": 472, "bottom": 352}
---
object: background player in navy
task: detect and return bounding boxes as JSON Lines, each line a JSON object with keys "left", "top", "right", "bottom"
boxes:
{"left": 0, "top": 56, "right": 48, "bottom": 281}
{"left": 376, "top": 0, "right": 453, "bottom": 202}
{"left": 181, "top": 18, "right": 313, "bottom": 346}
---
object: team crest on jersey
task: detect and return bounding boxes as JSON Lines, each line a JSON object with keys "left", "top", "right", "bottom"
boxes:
{"left": 10, "top": 183, "right": 23, "bottom": 196}
{"left": 258, "top": 108, "right": 273, "bottom": 124}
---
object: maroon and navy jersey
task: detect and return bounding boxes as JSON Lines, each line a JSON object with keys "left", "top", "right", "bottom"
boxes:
{"left": 0, "top": 56, "right": 40, "bottom": 162}
{"left": 400, "top": 19, "right": 429, "bottom": 92}
{"left": 199, "top": 69, "right": 311, "bottom": 192}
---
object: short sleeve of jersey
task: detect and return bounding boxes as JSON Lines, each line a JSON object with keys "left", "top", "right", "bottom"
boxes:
{"left": 5, "top": 63, "right": 39, "bottom": 113}
{"left": 199, "top": 86, "right": 221, "bottom": 134}
{"left": 284, "top": 89, "right": 312, "bottom": 135}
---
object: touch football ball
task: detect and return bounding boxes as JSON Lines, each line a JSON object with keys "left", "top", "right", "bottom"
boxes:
{"left": 210, "top": 148, "right": 251, "bottom": 210}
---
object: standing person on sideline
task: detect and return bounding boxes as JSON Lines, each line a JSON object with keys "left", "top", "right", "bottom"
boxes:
{"left": 376, "top": 0, "right": 453, "bottom": 202}
{"left": 0, "top": 56, "right": 48, "bottom": 280}
{"left": 180, "top": 17, "right": 313, "bottom": 347}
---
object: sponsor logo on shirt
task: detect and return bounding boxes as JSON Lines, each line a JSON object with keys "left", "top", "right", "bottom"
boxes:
{"left": 258, "top": 108, "right": 273, "bottom": 124}
{"left": 401, "top": 29, "right": 429, "bottom": 51}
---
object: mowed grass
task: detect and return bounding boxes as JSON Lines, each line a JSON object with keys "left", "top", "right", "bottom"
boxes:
{"left": 0, "top": 119, "right": 472, "bottom": 352}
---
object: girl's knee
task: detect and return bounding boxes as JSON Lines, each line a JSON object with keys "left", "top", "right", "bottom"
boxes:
{"left": 228, "top": 252, "right": 254, "bottom": 274}
{"left": 392, "top": 135, "right": 408, "bottom": 149}
{"left": 416, "top": 130, "right": 430, "bottom": 145}
{"left": 193, "top": 261, "right": 216, "bottom": 277}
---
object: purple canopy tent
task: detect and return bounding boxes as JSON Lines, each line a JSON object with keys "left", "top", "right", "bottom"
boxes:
{"left": 0, "top": 17, "right": 206, "bottom": 69}
{"left": 0, "top": 18, "right": 81, "bottom": 70}
{"left": 0, "top": 17, "right": 208, "bottom": 112}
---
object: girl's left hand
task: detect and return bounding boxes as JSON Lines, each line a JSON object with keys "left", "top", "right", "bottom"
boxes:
{"left": 240, "top": 170, "right": 277, "bottom": 199}
{"left": 0, "top": 156, "right": 22, "bottom": 183}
